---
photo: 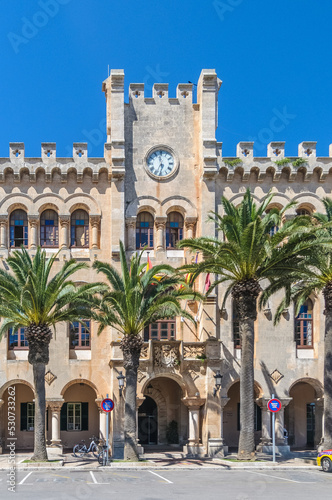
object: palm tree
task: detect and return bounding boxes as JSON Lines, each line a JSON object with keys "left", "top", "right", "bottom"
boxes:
{"left": 0, "top": 247, "right": 105, "bottom": 461}
{"left": 265, "top": 197, "right": 332, "bottom": 450}
{"left": 178, "top": 189, "right": 316, "bottom": 459}
{"left": 93, "top": 241, "right": 200, "bottom": 461}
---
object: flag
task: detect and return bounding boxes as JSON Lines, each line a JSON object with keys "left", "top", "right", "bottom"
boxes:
{"left": 205, "top": 273, "right": 211, "bottom": 292}
{"left": 146, "top": 254, "right": 153, "bottom": 273}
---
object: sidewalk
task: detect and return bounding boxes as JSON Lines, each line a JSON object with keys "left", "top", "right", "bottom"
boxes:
{"left": 0, "top": 450, "right": 319, "bottom": 471}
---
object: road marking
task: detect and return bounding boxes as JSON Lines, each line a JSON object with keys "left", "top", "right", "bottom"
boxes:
{"left": 148, "top": 470, "right": 173, "bottom": 484}
{"left": 51, "top": 474, "right": 70, "bottom": 479}
{"left": 88, "top": 471, "right": 110, "bottom": 485}
{"left": 18, "top": 472, "right": 33, "bottom": 485}
{"left": 246, "top": 471, "right": 316, "bottom": 484}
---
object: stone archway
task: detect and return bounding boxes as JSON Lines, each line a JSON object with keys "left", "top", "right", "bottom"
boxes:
{"left": 286, "top": 379, "right": 323, "bottom": 449}
{"left": 139, "top": 376, "right": 186, "bottom": 448}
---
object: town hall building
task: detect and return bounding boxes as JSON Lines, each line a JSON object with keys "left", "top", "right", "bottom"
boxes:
{"left": 0, "top": 69, "right": 328, "bottom": 457}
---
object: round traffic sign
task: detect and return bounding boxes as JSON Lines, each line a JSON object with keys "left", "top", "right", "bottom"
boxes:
{"left": 101, "top": 398, "right": 114, "bottom": 412}
{"left": 267, "top": 398, "right": 282, "bottom": 413}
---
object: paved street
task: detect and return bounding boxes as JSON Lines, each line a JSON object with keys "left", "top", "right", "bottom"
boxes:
{"left": 1, "top": 468, "right": 332, "bottom": 499}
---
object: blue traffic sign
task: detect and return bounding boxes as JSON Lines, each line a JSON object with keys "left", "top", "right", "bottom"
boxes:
{"left": 267, "top": 398, "right": 282, "bottom": 413}
{"left": 101, "top": 398, "right": 114, "bottom": 412}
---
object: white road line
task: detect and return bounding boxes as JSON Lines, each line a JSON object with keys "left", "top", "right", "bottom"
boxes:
{"left": 246, "top": 471, "right": 316, "bottom": 484}
{"left": 18, "top": 472, "right": 33, "bottom": 485}
{"left": 88, "top": 471, "right": 110, "bottom": 485}
{"left": 148, "top": 470, "right": 173, "bottom": 484}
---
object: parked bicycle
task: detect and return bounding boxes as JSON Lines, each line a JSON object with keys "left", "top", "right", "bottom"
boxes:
{"left": 73, "top": 436, "right": 101, "bottom": 458}
{"left": 98, "top": 444, "right": 111, "bottom": 466}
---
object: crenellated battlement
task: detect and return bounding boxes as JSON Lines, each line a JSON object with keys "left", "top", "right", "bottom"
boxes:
{"left": 128, "top": 82, "right": 194, "bottom": 104}
{"left": 218, "top": 141, "right": 332, "bottom": 182}
{"left": 0, "top": 142, "right": 110, "bottom": 183}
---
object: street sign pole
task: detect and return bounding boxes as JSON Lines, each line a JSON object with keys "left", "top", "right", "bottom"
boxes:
{"left": 106, "top": 393, "right": 109, "bottom": 466}
{"left": 272, "top": 393, "right": 276, "bottom": 463}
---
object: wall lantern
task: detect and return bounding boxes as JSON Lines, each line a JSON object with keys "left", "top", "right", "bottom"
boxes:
{"left": 213, "top": 370, "right": 223, "bottom": 397}
{"left": 117, "top": 371, "right": 125, "bottom": 397}
{"left": 147, "top": 384, "right": 153, "bottom": 396}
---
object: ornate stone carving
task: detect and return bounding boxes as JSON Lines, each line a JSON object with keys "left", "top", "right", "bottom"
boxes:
{"left": 154, "top": 343, "right": 180, "bottom": 368}
{"left": 187, "top": 369, "right": 199, "bottom": 381}
{"left": 183, "top": 344, "right": 206, "bottom": 359}
{"left": 137, "top": 370, "right": 146, "bottom": 383}
{"left": 45, "top": 370, "right": 57, "bottom": 386}
{"left": 90, "top": 215, "right": 101, "bottom": 228}
{"left": 269, "top": 369, "right": 284, "bottom": 384}
{"left": 140, "top": 344, "right": 149, "bottom": 359}
{"left": 46, "top": 399, "right": 64, "bottom": 412}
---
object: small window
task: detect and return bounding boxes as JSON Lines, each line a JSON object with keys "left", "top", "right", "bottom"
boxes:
{"left": 40, "top": 209, "right": 59, "bottom": 247}
{"left": 295, "top": 299, "right": 313, "bottom": 348}
{"left": 136, "top": 212, "right": 154, "bottom": 249}
{"left": 233, "top": 303, "right": 241, "bottom": 348}
{"left": 71, "top": 210, "right": 89, "bottom": 248}
{"left": 10, "top": 209, "right": 28, "bottom": 247}
{"left": 70, "top": 321, "right": 91, "bottom": 349}
{"left": 144, "top": 319, "right": 176, "bottom": 341}
{"left": 8, "top": 327, "right": 28, "bottom": 350}
{"left": 21, "top": 402, "right": 35, "bottom": 431}
{"left": 166, "top": 212, "right": 184, "bottom": 248}
{"left": 67, "top": 403, "right": 82, "bottom": 431}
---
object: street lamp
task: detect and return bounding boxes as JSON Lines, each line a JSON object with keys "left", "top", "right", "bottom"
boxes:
{"left": 213, "top": 370, "right": 223, "bottom": 397}
{"left": 117, "top": 371, "right": 125, "bottom": 397}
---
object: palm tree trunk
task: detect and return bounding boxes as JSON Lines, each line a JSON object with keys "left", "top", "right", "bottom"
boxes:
{"left": 323, "top": 286, "right": 332, "bottom": 449}
{"left": 120, "top": 334, "right": 143, "bottom": 461}
{"left": 31, "top": 362, "right": 48, "bottom": 461}
{"left": 233, "top": 279, "right": 261, "bottom": 460}
{"left": 26, "top": 324, "right": 52, "bottom": 461}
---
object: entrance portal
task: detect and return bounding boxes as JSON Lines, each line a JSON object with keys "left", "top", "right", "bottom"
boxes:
{"left": 138, "top": 396, "right": 158, "bottom": 445}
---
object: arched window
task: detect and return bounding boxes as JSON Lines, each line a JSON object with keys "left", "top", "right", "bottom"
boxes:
{"left": 71, "top": 210, "right": 89, "bottom": 248}
{"left": 296, "top": 208, "right": 311, "bottom": 216}
{"left": 166, "top": 212, "right": 184, "bottom": 248}
{"left": 10, "top": 209, "right": 28, "bottom": 247}
{"left": 40, "top": 209, "right": 59, "bottom": 247}
{"left": 136, "top": 212, "right": 154, "bottom": 249}
{"left": 233, "top": 302, "right": 241, "bottom": 348}
{"left": 295, "top": 299, "right": 313, "bottom": 348}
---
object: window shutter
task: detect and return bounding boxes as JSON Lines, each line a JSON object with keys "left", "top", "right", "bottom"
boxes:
{"left": 81, "top": 403, "right": 89, "bottom": 431}
{"left": 20, "top": 403, "right": 27, "bottom": 431}
{"left": 60, "top": 403, "right": 67, "bottom": 431}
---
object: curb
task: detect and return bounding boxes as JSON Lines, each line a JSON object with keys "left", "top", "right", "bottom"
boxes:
{"left": 0, "top": 464, "right": 320, "bottom": 472}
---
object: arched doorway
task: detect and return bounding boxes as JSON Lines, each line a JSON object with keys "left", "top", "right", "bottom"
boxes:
{"left": 1, "top": 382, "right": 35, "bottom": 451}
{"left": 139, "top": 376, "right": 187, "bottom": 449}
{"left": 138, "top": 396, "right": 158, "bottom": 445}
{"left": 286, "top": 379, "right": 323, "bottom": 449}
{"left": 223, "top": 381, "right": 262, "bottom": 449}
{"left": 60, "top": 382, "right": 99, "bottom": 450}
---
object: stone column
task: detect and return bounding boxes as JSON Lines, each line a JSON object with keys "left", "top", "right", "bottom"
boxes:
{"left": 0, "top": 218, "right": 8, "bottom": 249}
{"left": 125, "top": 217, "right": 136, "bottom": 251}
{"left": 95, "top": 400, "right": 107, "bottom": 441}
{"left": 47, "top": 400, "right": 64, "bottom": 452}
{"left": 155, "top": 217, "right": 167, "bottom": 252}
{"left": 208, "top": 396, "right": 230, "bottom": 457}
{"left": 90, "top": 215, "right": 101, "bottom": 250}
{"left": 185, "top": 218, "right": 196, "bottom": 239}
{"left": 59, "top": 216, "right": 70, "bottom": 249}
{"left": 276, "top": 398, "right": 292, "bottom": 449}
{"left": 256, "top": 398, "right": 272, "bottom": 452}
{"left": 182, "top": 397, "right": 205, "bottom": 456}
{"left": 28, "top": 216, "right": 39, "bottom": 249}
{"left": 0, "top": 399, "right": 4, "bottom": 454}
{"left": 315, "top": 398, "right": 324, "bottom": 447}
{"left": 136, "top": 397, "right": 145, "bottom": 455}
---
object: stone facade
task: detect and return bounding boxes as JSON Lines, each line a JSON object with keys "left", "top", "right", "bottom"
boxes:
{"left": 0, "top": 69, "right": 328, "bottom": 457}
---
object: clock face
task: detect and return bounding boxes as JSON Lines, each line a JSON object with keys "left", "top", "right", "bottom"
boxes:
{"left": 146, "top": 149, "right": 175, "bottom": 178}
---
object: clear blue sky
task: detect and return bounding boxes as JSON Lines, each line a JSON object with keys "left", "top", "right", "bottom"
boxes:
{"left": 0, "top": 0, "right": 331, "bottom": 158}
